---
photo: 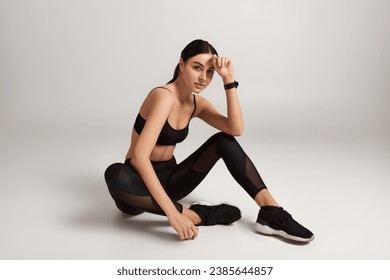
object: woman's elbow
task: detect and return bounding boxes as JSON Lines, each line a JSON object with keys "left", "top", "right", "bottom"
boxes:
{"left": 130, "top": 153, "right": 149, "bottom": 169}
{"left": 232, "top": 130, "right": 244, "bottom": 137}
{"left": 230, "top": 126, "right": 244, "bottom": 136}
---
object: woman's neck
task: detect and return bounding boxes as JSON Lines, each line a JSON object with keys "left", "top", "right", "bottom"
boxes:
{"left": 170, "top": 79, "right": 193, "bottom": 103}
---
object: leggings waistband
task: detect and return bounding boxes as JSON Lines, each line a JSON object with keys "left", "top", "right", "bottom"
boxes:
{"left": 124, "top": 157, "right": 177, "bottom": 171}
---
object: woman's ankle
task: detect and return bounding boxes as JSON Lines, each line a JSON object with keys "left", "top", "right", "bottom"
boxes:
{"left": 183, "top": 207, "right": 202, "bottom": 225}
{"left": 255, "top": 189, "right": 280, "bottom": 207}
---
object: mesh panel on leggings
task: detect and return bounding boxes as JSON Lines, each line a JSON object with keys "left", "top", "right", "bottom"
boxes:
{"left": 244, "top": 155, "right": 267, "bottom": 194}
{"left": 110, "top": 188, "right": 183, "bottom": 215}
{"left": 191, "top": 145, "right": 219, "bottom": 173}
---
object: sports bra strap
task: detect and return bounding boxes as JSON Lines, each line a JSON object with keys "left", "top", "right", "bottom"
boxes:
{"left": 151, "top": 87, "right": 196, "bottom": 118}
{"left": 190, "top": 94, "right": 197, "bottom": 118}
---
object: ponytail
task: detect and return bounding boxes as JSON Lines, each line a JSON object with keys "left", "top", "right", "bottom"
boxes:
{"left": 167, "top": 64, "right": 180, "bottom": 84}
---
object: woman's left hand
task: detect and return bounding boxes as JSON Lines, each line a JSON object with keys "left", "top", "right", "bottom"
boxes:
{"left": 212, "top": 54, "right": 235, "bottom": 83}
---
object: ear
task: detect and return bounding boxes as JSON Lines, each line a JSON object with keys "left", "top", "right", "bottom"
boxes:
{"left": 179, "top": 58, "right": 184, "bottom": 70}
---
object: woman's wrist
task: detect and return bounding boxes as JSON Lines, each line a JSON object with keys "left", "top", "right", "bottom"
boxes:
{"left": 165, "top": 204, "right": 181, "bottom": 218}
{"left": 222, "top": 76, "right": 235, "bottom": 84}
{"left": 224, "top": 80, "right": 239, "bottom": 91}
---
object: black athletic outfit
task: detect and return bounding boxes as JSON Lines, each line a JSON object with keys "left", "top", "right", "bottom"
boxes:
{"left": 104, "top": 89, "right": 268, "bottom": 216}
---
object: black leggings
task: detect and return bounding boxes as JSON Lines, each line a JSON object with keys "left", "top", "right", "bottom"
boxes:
{"left": 104, "top": 132, "right": 267, "bottom": 215}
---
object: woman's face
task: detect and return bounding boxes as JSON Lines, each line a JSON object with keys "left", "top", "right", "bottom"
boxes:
{"left": 179, "top": 53, "right": 215, "bottom": 94}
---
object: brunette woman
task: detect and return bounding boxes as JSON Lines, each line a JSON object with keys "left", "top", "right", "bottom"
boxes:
{"left": 105, "top": 39, "right": 314, "bottom": 242}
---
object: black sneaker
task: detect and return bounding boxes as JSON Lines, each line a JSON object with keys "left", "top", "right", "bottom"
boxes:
{"left": 189, "top": 201, "right": 241, "bottom": 226}
{"left": 255, "top": 206, "right": 314, "bottom": 242}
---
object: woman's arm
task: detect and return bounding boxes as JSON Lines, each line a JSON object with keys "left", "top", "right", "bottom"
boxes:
{"left": 131, "top": 89, "right": 176, "bottom": 214}
{"left": 197, "top": 56, "right": 244, "bottom": 136}
{"left": 130, "top": 88, "right": 198, "bottom": 240}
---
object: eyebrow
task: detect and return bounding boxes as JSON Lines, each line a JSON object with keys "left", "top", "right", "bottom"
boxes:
{"left": 193, "top": 61, "right": 214, "bottom": 70}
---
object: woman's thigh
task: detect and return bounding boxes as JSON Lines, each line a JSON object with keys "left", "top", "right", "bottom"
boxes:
{"left": 165, "top": 135, "right": 222, "bottom": 200}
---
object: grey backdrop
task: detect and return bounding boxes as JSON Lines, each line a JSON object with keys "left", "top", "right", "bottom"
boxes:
{"left": 1, "top": 0, "right": 389, "bottom": 259}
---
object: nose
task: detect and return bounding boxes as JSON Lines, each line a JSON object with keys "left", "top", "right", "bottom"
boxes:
{"left": 199, "top": 71, "right": 206, "bottom": 83}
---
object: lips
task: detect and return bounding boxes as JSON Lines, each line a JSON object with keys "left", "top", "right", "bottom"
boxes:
{"left": 195, "top": 83, "right": 205, "bottom": 88}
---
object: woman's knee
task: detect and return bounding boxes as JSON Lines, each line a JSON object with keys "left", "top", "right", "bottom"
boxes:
{"left": 104, "top": 162, "right": 128, "bottom": 189}
{"left": 209, "top": 132, "right": 240, "bottom": 152}
{"left": 104, "top": 162, "right": 151, "bottom": 196}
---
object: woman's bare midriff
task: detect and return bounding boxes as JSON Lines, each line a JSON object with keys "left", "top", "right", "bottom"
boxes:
{"left": 125, "top": 130, "right": 176, "bottom": 162}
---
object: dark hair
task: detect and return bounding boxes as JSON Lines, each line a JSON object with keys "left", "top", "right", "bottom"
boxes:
{"left": 167, "top": 39, "right": 218, "bottom": 84}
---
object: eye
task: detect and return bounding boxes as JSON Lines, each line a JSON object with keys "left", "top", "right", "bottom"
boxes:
{"left": 207, "top": 70, "right": 214, "bottom": 75}
{"left": 193, "top": 65, "right": 201, "bottom": 71}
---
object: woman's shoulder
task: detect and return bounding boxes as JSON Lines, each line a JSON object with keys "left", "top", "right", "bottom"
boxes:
{"left": 149, "top": 85, "right": 173, "bottom": 95}
{"left": 194, "top": 94, "right": 211, "bottom": 107}
{"left": 141, "top": 86, "right": 175, "bottom": 112}
{"left": 192, "top": 94, "right": 214, "bottom": 117}
{"left": 146, "top": 86, "right": 174, "bottom": 100}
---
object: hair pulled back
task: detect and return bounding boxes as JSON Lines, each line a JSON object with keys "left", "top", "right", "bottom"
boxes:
{"left": 167, "top": 39, "right": 218, "bottom": 84}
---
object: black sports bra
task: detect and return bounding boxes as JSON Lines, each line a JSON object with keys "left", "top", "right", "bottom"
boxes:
{"left": 133, "top": 90, "right": 197, "bottom": 146}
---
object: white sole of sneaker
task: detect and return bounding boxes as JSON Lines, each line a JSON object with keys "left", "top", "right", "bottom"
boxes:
{"left": 191, "top": 201, "right": 237, "bottom": 207}
{"left": 191, "top": 201, "right": 212, "bottom": 206}
{"left": 255, "top": 222, "right": 314, "bottom": 242}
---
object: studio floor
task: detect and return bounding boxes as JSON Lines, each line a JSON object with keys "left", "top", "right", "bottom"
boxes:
{"left": 1, "top": 124, "right": 389, "bottom": 260}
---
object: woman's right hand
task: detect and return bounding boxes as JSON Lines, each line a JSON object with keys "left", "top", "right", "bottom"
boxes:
{"left": 167, "top": 211, "right": 199, "bottom": 240}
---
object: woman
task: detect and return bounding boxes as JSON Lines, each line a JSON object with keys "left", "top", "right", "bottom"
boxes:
{"left": 104, "top": 39, "right": 314, "bottom": 242}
